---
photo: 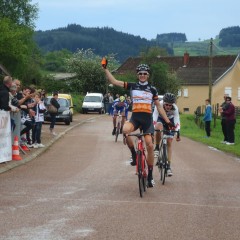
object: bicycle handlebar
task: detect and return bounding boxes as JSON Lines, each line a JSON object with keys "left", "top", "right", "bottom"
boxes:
{"left": 155, "top": 129, "right": 180, "bottom": 138}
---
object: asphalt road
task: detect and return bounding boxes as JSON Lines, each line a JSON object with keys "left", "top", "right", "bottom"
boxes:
{"left": 0, "top": 114, "right": 240, "bottom": 240}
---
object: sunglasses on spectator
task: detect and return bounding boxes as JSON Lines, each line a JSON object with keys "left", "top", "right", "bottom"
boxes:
{"left": 164, "top": 103, "right": 172, "bottom": 107}
{"left": 138, "top": 72, "right": 148, "bottom": 76}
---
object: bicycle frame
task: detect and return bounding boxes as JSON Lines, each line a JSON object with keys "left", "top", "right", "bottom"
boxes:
{"left": 115, "top": 110, "right": 122, "bottom": 142}
{"left": 155, "top": 129, "right": 179, "bottom": 184}
{"left": 128, "top": 132, "right": 149, "bottom": 197}
{"left": 136, "top": 136, "right": 148, "bottom": 177}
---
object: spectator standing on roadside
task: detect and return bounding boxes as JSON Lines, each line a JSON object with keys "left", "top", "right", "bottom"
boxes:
{"left": 220, "top": 96, "right": 236, "bottom": 145}
{"left": 12, "top": 79, "right": 33, "bottom": 143}
{"left": 9, "top": 83, "right": 19, "bottom": 132}
{"left": 20, "top": 87, "right": 36, "bottom": 147}
{"left": 0, "top": 76, "right": 12, "bottom": 111}
{"left": 203, "top": 98, "right": 212, "bottom": 138}
{"left": 49, "top": 92, "right": 60, "bottom": 136}
{"left": 103, "top": 93, "right": 109, "bottom": 114}
{"left": 32, "top": 92, "right": 46, "bottom": 148}
{"left": 219, "top": 94, "right": 230, "bottom": 143}
{"left": 108, "top": 92, "right": 114, "bottom": 115}
{"left": 41, "top": 89, "right": 47, "bottom": 102}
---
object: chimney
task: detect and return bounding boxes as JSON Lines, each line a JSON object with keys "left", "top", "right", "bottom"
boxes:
{"left": 183, "top": 52, "right": 189, "bottom": 67}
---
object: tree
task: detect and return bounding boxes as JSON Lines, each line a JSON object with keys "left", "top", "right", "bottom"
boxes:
{"left": 0, "top": 1, "right": 40, "bottom": 83}
{"left": 43, "top": 49, "right": 72, "bottom": 72}
{"left": 0, "top": 0, "right": 38, "bottom": 28}
{"left": 150, "top": 62, "right": 182, "bottom": 96}
{"left": 66, "top": 49, "right": 120, "bottom": 94}
{"left": 140, "top": 46, "right": 168, "bottom": 60}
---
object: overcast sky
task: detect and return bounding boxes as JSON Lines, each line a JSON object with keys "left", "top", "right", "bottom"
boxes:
{"left": 32, "top": 0, "right": 239, "bottom": 42}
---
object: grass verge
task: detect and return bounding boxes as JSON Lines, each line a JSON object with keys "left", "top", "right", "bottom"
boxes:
{"left": 181, "top": 114, "right": 240, "bottom": 157}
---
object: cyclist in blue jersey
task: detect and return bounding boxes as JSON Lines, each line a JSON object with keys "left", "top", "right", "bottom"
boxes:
{"left": 112, "top": 96, "right": 128, "bottom": 135}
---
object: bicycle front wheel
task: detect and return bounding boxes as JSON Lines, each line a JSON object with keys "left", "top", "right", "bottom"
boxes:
{"left": 161, "top": 143, "right": 168, "bottom": 185}
{"left": 115, "top": 122, "right": 120, "bottom": 142}
{"left": 137, "top": 151, "right": 144, "bottom": 197}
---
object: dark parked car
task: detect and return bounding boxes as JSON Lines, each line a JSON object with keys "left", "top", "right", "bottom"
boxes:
{"left": 44, "top": 96, "right": 73, "bottom": 125}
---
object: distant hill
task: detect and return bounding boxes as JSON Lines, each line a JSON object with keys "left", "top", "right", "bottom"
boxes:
{"left": 34, "top": 24, "right": 240, "bottom": 63}
{"left": 34, "top": 24, "right": 173, "bottom": 63}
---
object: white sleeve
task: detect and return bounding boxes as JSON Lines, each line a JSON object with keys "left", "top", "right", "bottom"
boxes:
{"left": 152, "top": 105, "right": 159, "bottom": 122}
{"left": 173, "top": 104, "right": 180, "bottom": 130}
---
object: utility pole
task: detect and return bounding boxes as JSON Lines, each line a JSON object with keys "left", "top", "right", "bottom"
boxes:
{"left": 208, "top": 38, "right": 213, "bottom": 102}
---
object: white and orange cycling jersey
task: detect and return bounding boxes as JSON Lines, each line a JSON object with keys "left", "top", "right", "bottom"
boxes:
{"left": 124, "top": 82, "right": 158, "bottom": 114}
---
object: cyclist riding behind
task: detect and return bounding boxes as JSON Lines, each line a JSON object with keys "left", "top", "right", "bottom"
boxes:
{"left": 112, "top": 95, "right": 128, "bottom": 135}
{"left": 102, "top": 60, "right": 173, "bottom": 188}
{"left": 153, "top": 92, "right": 181, "bottom": 177}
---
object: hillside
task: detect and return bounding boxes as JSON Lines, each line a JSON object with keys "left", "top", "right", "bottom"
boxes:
{"left": 34, "top": 24, "right": 240, "bottom": 63}
{"left": 34, "top": 24, "right": 172, "bottom": 63}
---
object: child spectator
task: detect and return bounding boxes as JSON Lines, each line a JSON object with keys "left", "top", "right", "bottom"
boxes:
{"left": 32, "top": 92, "right": 46, "bottom": 148}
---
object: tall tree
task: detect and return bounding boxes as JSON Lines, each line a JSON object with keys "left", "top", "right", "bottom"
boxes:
{"left": 0, "top": 0, "right": 38, "bottom": 28}
{"left": 150, "top": 62, "right": 182, "bottom": 96}
{"left": 0, "top": 0, "right": 40, "bottom": 82}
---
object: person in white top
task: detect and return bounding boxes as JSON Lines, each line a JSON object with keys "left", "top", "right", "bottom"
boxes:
{"left": 152, "top": 93, "right": 181, "bottom": 176}
{"left": 32, "top": 92, "right": 46, "bottom": 148}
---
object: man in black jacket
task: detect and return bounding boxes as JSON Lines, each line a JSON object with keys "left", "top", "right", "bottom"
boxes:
{"left": 0, "top": 76, "right": 12, "bottom": 111}
{"left": 49, "top": 92, "right": 60, "bottom": 136}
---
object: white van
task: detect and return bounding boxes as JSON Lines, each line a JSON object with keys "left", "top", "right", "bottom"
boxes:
{"left": 82, "top": 93, "right": 105, "bottom": 114}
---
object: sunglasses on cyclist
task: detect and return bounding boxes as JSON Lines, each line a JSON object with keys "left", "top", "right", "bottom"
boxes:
{"left": 164, "top": 103, "right": 173, "bottom": 107}
{"left": 138, "top": 72, "right": 148, "bottom": 76}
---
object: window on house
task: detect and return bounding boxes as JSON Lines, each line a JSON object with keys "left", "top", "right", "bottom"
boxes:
{"left": 183, "top": 88, "right": 188, "bottom": 97}
{"left": 178, "top": 90, "right": 182, "bottom": 97}
{"left": 225, "top": 87, "right": 232, "bottom": 97}
{"left": 183, "top": 108, "right": 189, "bottom": 112}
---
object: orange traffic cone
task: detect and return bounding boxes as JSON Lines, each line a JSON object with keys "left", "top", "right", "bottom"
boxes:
{"left": 20, "top": 144, "right": 30, "bottom": 151}
{"left": 12, "top": 136, "right": 22, "bottom": 161}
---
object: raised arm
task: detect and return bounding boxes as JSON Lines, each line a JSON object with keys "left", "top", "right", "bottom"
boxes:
{"left": 103, "top": 68, "right": 124, "bottom": 88}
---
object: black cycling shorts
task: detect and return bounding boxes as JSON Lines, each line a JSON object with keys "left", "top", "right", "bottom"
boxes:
{"left": 129, "top": 112, "right": 154, "bottom": 134}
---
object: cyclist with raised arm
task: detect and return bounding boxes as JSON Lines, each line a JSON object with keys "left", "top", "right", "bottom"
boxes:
{"left": 152, "top": 93, "right": 181, "bottom": 177}
{"left": 102, "top": 60, "right": 173, "bottom": 187}
{"left": 112, "top": 95, "right": 128, "bottom": 135}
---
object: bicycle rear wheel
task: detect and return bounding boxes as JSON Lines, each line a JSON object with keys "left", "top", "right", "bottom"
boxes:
{"left": 137, "top": 151, "right": 144, "bottom": 197}
{"left": 115, "top": 122, "right": 120, "bottom": 142}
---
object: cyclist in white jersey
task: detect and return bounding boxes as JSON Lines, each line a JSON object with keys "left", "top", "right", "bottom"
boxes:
{"left": 102, "top": 61, "right": 173, "bottom": 187}
{"left": 152, "top": 93, "right": 181, "bottom": 176}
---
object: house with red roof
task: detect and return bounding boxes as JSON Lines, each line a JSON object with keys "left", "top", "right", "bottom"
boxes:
{"left": 115, "top": 53, "right": 240, "bottom": 114}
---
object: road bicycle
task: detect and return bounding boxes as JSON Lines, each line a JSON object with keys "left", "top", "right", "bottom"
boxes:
{"left": 127, "top": 132, "right": 149, "bottom": 197}
{"left": 114, "top": 110, "right": 122, "bottom": 142}
{"left": 114, "top": 110, "right": 126, "bottom": 142}
{"left": 155, "top": 129, "right": 179, "bottom": 185}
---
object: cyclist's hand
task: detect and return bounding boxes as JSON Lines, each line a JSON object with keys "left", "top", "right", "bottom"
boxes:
{"left": 167, "top": 121, "right": 175, "bottom": 130}
{"left": 101, "top": 57, "right": 108, "bottom": 69}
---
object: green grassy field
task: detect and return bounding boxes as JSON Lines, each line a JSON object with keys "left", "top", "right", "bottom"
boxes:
{"left": 173, "top": 40, "right": 240, "bottom": 56}
{"left": 181, "top": 114, "right": 240, "bottom": 157}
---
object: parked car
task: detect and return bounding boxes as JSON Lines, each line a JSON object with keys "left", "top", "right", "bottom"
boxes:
{"left": 82, "top": 93, "right": 105, "bottom": 114}
{"left": 44, "top": 94, "right": 74, "bottom": 125}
